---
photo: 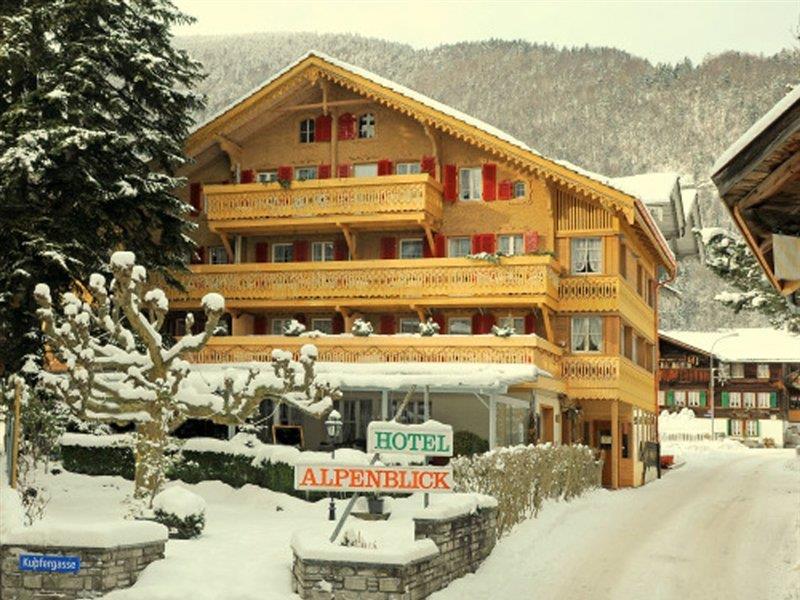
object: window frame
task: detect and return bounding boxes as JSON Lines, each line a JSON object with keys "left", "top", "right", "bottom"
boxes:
{"left": 448, "top": 237, "right": 471, "bottom": 258}
{"left": 756, "top": 392, "right": 771, "bottom": 409}
{"left": 448, "top": 317, "right": 472, "bottom": 335}
{"left": 353, "top": 163, "right": 378, "bottom": 178}
{"left": 395, "top": 162, "right": 421, "bottom": 175}
{"left": 730, "top": 363, "right": 745, "bottom": 378}
{"left": 299, "top": 118, "right": 315, "bottom": 144}
{"left": 399, "top": 238, "right": 424, "bottom": 260}
{"left": 310, "top": 318, "right": 333, "bottom": 334}
{"left": 513, "top": 180, "right": 525, "bottom": 198}
{"left": 257, "top": 170, "right": 278, "bottom": 183}
{"left": 745, "top": 420, "right": 759, "bottom": 437}
{"left": 271, "top": 318, "right": 291, "bottom": 335}
{"left": 399, "top": 318, "right": 419, "bottom": 334}
{"left": 208, "top": 245, "right": 229, "bottom": 265}
{"left": 743, "top": 392, "right": 756, "bottom": 409}
{"left": 570, "top": 316, "right": 603, "bottom": 353}
{"left": 358, "top": 113, "right": 375, "bottom": 139}
{"left": 756, "top": 363, "right": 770, "bottom": 379}
{"left": 271, "top": 243, "right": 294, "bottom": 263}
{"left": 728, "top": 392, "right": 742, "bottom": 408}
{"left": 497, "top": 234, "right": 524, "bottom": 256}
{"left": 459, "top": 167, "right": 482, "bottom": 201}
{"left": 294, "top": 166, "right": 318, "bottom": 181}
{"left": 311, "top": 241, "right": 334, "bottom": 262}
{"left": 498, "top": 316, "right": 524, "bottom": 333}
{"left": 570, "top": 237, "right": 603, "bottom": 275}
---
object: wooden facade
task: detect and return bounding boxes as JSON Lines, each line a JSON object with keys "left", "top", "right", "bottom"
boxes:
{"left": 168, "top": 52, "right": 676, "bottom": 488}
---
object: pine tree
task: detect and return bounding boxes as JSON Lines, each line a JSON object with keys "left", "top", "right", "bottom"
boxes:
{"left": 700, "top": 229, "right": 800, "bottom": 332}
{"left": 0, "top": 0, "right": 204, "bottom": 374}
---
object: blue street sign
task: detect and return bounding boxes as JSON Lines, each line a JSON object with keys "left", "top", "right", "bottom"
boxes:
{"left": 19, "top": 554, "right": 81, "bottom": 574}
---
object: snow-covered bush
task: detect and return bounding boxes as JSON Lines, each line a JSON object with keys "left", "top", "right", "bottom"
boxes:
{"left": 491, "top": 324, "right": 514, "bottom": 337}
{"left": 351, "top": 318, "right": 373, "bottom": 337}
{"left": 418, "top": 318, "right": 440, "bottom": 336}
{"left": 152, "top": 486, "right": 206, "bottom": 539}
{"left": 453, "top": 430, "right": 489, "bottom": 456}
{"left": 452, "top": 444, "right": 601, "bottom": 537}
{"left": 467, "top": 252, "right": 505, "bottom": 264}
{"left": 282, "top": 319, "right": 306, "bottom": 336}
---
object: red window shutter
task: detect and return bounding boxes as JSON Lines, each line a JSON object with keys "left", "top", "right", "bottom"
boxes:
{"left": 423, "top": 239, "right": 434, "bottom": 258}
{"left": 378, "top": 159, "right": 393, "bottom": 176}
{"left": 471, "top": 235, "right": 482, "bottom": 254}
{"left": 189, "top": 183, "right": 202, "bottom": 214}
{"left": 253, "top": 316, "right": 267, "bottom": 335}
{"left": 277, "top": 166, "right": 292, "bottom": 181}
{"left": 443, "top": 164, "right": 457, "bottom": 202}
{"left": 434, "top": 234, "right": 446, "bottom": 258}
{"left": 380, "top": 237, "right": 397, "bottom": 259}
{"left": 421, "top": 156, "right": 436, "bottom": 178}
{"left": 498, "top": 180, "right": 513, "bottom": 200}
{"left": 524, "top": 313, "right": 536, "bottom": 335}
{"left": 524, "top": 231, "right": 539, "bottom": 253}
{"left": 432, "top": 312, "right": 446, "bottom": 334}
{"left": 337, "top": 163, "right": 351, "bottom": 178}
{"left": 334, "top": 239, "right": 349, "bottom": 261}
{"left": 318, "top": 164, "right": 332, "bottom": 179}
{"left": 255, "top": 242, "right": 269, "bottom": 263}
{"left": 379, "top": 315, "right": 396, "bottom": 335}
{"left": 482, "top": 163, "right": 497, "bottom": 201}
{"left": 482, "top": 234, "right": 496, "bottom": 254}
{"left": 332, "top": 313, "right": 344, "bottom": 334}
{"left": 315, "top": 114, "right": 332, "bottom": 142}
{"left": 240, "top": 169, "right": 255, "bottom": 184}
{"left": 293, "top": 240, "right": 309, "bottom": 262}
{"left": 471, "top": 313, "right": 482, "bottom": 335}
{"left": 337, "top": 113, "right": 355, "bottom": 140}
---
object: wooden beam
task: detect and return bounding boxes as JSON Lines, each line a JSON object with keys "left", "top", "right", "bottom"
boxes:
{"left": 279, "top": 98, "right": 371, "bottom": 113}
{"left": 733, "top": 205, "right": 782, "bottom": 292}
{"left": 540, "top": 306, "right": 554, "bottom": 343}
{"left": 410, "top": 304, "right": 427, "bottom": 321}
{"left": 339, "top": 224, "right": 357, "bottom": 259}
{"left": 611, "top": 400, "right": 619, "bottom": 490}
{"left": 422, "top": 122, "right": 440, "bottom": 179}
{"left": 423, "top": 224, "right": 436, "bottom": 255}
{"left": 739, "top": 148, "right": 800, "bottom": 210}
{"left": 320, "top": 79, "right": 329, "bottom": 115}
{"left": 218, "top": 231, "right": 234, "bottom": 263}
{"left": 214, "top": 134, "right": 243, "bottom": 171}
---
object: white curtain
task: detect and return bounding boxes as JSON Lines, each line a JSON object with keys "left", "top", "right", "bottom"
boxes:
{"left": 588, "top": 317, "right": 602, "bottom": 351}
{"left": 571, "top": 238, "right": 602, "bottom": 273}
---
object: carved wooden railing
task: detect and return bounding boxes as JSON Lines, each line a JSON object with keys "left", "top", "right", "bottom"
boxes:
{"left": 188, "top": 334, "right": 563, "bottom": 377}
{"left": 659, "top": 368, "right": 710, "bottom": 384}
{"left": 171, "top": 256, "right": 560, "bottom": 304}
{"left": 562, "top": 355, "right": 656, "bottom": 410}
{"left": 203, "top": 174, "right": 443, "bottom": 223}
{"left": 561, "top": 355, "right": 620, "bottom": 380}
{"left": 559, "top": 276, "right": 655, "bottom": 337}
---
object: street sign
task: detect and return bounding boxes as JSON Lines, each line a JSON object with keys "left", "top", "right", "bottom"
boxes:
{"left": 19, "top": 554, "right": 81, "bottom": 574}
{"left": 294, "top": 463, "right": 454, "bottom": 493}
{"left": 366, "top": 421, "right": 453, "bottom": 456}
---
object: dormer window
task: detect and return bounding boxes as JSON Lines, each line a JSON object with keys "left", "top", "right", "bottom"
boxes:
{"left": 299, "top": 118, "right": 315, "bottom": 143}
{"left": 358, "top": 113, "right": 375, "bottom": 139}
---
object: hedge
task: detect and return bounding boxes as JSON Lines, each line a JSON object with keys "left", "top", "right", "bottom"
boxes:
{"left": 61, "top": 444, "right": 135, "bottom": 480}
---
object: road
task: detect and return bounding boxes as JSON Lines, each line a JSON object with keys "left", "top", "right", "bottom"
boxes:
{"left": 433, "top": 449, "right": 800, "bottom": 600}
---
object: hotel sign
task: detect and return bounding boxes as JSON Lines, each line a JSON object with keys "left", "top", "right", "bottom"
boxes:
{"left": 366, "top": 421, "right": 453, "bottom": 457}
{"left": 294, "top": 464, "right": 454, "bottom": 493}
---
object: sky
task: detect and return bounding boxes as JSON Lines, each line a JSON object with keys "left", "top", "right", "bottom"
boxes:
{"left": 172, "top": 0, "right": 799, "bottom": 65}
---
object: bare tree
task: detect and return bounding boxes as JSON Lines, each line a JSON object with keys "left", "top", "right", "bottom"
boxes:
{"left": 34, "top": 251, "right": 338, "bottom": 505}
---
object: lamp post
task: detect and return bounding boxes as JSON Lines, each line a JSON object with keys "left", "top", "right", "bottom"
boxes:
{"left": 325, "top": 410, "right": 342, "bottom": 521}
{"left": 709, "top": 332, "right": 739, "bottom": 438}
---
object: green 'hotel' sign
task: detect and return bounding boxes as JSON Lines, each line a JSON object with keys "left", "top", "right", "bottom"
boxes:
{"left": 366, "top": 421, "right": 453, "bottom": 457}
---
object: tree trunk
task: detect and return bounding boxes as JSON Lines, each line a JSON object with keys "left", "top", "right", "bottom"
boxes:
{"left": 133, "top": 417, "right": 169, "bottom": 506}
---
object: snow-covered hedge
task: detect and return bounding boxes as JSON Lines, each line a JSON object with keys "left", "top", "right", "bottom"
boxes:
{"left": 152, "top": 486, "right": 206, "bottom": 539}
{"left": 61, "top": 434, "right": 136, "bottom": 479}
{"left": 451, "top": 444, "right": 601, "bottom": 536}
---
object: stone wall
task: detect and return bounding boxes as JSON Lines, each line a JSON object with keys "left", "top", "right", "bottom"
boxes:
{"left": 0, "top": 540, "right": 165, "bottom": 600}
{"left": 292, "top": 506, "right": 497, "bottom": 599}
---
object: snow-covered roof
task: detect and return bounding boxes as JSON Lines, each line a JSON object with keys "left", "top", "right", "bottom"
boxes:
{"left": 680, "top": 186, "right": 698, "bottom": 221}
{"left": 660, "top": 328, "right": 800, "bottom": 363}
{"left": 712, "top": 84, "right": 800, "bottom": 175}
{"left": 610, "top": 172, "right": 680, "bottom": 206}
{"left": 192, "top": 361, "right": 546, "bottom": 394}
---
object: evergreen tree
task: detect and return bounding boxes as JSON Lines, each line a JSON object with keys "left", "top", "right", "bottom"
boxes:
{"left": 0, "top": 0, "right": 204, "bottom": 374}
{"left": 700, "top": 229, "right": 800, "bottom": 332}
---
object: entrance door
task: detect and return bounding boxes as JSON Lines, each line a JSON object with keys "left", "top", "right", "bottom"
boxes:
{"left": 542, "top": 406, "right": 554, "bottom": 443}
{"left": 594, "top": 420, "right": 613, "bottom": 487}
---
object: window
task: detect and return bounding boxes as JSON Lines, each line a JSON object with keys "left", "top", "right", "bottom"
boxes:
{"left": 257, "top": 170, "right": 277, "bottom": 183}
{"left": 448, "top": 317, "right": 472, "bottom": 335}
{"left": 399, "top": 318, "right": 419, "bottom": 334}
{"left": 295, "top": 166, "right": 317, "bottom": 181}
{"left": 353, "top": 163, "right": 378, "bottom": 178}
{"left": 358, "top": 113, "right": 375, "bottom": 139}
{"left": 299, "top": 118, "right": 315, "bottom": 143}
{"left": 571, "top": 237, "right": 602, "bottom": 274}
{"left": 619, "top": 243, "right": 627, "bottom": 278}
{"left": 743, "top": 392, "right": 756, "bottom": 409}
{"left": 728, "top": 392, "right": 742, "bottom": 408}
{"left": 311, "top": 318, "right": 333, "bottom": 334}
{"left": 757, "top": 364, "right": 770, "bottom": 379}
{"left": 513, "top": 181, "right": 525, "bottom": 198}
{"left": 649, "top": 206, "right": 664, "bottom": 222}
{"left": 271, "top": 318, "right": 291, "bottom": 335}
{"left": 745, "top": 420, "right": 759, "bottom": 437}
{"left": 571, "top": 316, "right": 602, "bottom": 352}
{"left": 498, "top": 316, "right": 524, "bottom": 333}
{"left": 757, "top": 392, "right": 771, "bottom": 409}
{"left": 272, "top": 243, "right": 294, "bottom": 263}
{"left": 399, "top": 239, "right": 424, "bottom": 259}
{"left": 498, "top": 234, "right": 524, "bottom": 256}
{"left": 390, "top": 399, "right": 430, "bottom": 424}
{"left": 448, "top": 237, "right": 471, "bottom": 257}
{"left": 658, "top": 390, "right": 666, "bottom": 406}
{"left": 730, "top": 419, "right": 743, "bottom": 437}
{"left": 674, "top": 390, "right": 687, "bottom": 407}
{"left": 312, "top": 241, "right": 334, "bottom": 262}
{"left": 459, "top": 167, "right": 482, "bottom": 201}
{"left": 172, "top": 317, "right": 187, "bottom": 337}
{"left": 730, "top": 363, "right": 744, "bottom": 378}
{"left": 208, "top": 246, "right": 229, "bottom": 265}
{"left": 396, "top": 162, "right": 420, "bottom": 175}
{"left": 688, "top": 390, "right": 702, "bottom": 407}
{"left": 338, "top": 398, "right": 373, "bottom": 443}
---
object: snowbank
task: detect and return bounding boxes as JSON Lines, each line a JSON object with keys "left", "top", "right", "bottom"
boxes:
{"left": 0, "top": 486, "right": 25, "bottom": 538}
{"left": 60, "top": 432, "right": 133, "bottom": 448}
{"left": 3, "top": 520, "right": 167, "bottom": 548}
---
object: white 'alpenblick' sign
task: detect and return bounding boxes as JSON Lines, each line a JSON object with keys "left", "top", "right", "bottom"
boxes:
{"left": 366, "top": 420, "right": 453, "bottom": 457}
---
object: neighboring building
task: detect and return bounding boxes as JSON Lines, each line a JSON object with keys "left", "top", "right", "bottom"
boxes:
{"left": 611, "top": 172, "right": 701, "bottom": 260}
{"left": 167, "top": 52, "right": 676, "bottom": 488}
{"left": 674, "top": 177, "right": 704, "bottom": 260}
{"left": 659, "top": 328, "right": 800, "bottom": 446}
{"left": 711, "top": 85, "right": 800, "bottom": 306}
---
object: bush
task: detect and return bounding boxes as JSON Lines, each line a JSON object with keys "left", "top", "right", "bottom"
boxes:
{"left": 152, "top": 486, "right": 206, "bottom": 539}
{"left": 452, "top": 444, "right": 601, "bottom": 537}
{"left": 61, "top": 444, "right": 135, "bottom": 479}
{"left": 453, "top": 431, "right": 489, "bottom": 456}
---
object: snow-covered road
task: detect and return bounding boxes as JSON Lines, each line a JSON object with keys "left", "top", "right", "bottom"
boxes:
{"left": 434, "top": 449, "right": 800, "bottom": 600}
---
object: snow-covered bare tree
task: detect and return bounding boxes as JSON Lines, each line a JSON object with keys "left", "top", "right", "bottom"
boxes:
{"left": 699, "top": 228, "right": 800, "bottom": 332}
{"left": 34, "top": 252, "right": 339, "bottom": 505}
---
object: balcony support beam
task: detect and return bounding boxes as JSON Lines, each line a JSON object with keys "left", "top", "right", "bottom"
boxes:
{"left": 214, "top": 134, "right": 243, "bottom": 174}
{"left": 540, "top": 305, "right": 554, "bottom": 343}
{"left": 422, "top": 122, "right": 441, "bottom": 180}
{"left": 410, "top": 304, "right": 427, "bottom": 322}
{"left": 339, "top": 224, "right": 357, "bottom": 259}
{"left": 423, "top": 223, "right": 436, "bottom": 255}
{"left": 217, "top": 231, "right": 234, "bottom": 263}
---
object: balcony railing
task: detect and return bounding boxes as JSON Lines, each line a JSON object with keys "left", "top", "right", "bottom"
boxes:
{"left": 659, "top": 368, "right": 710, "bottom": 383}
{"left": 559, "top": 276, "right": 655, "bottom": 337}
{"left": 561, "top": 355, "right": 656, "bottom": 410}
{"left": 169, "top": 256, "right": 560, "bottom": 307}
{"left": 203, "top": 174, "right": 443, "bottom": 228}
{"left": 188, "top": 334, "right": 564, "bottom": 379}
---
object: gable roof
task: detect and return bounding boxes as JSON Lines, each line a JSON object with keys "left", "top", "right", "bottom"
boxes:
{"left": 188, "top": 50, "right": 676, "bottom": 274}
{"left": 660, "top": 328, "right": 800, "bottom": 363}
{"left": 610, "top": 172, "right": 679, "bottom": 206}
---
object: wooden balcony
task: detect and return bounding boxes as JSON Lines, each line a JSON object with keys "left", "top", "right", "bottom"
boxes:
{"left": 168, "top": 255, "right": 561, "bottom": 311}
{"left": 188, "top": 334, "right": 564, "bottom": 389}
{"left": 561, "top": 355, "right": 656, "bottom": 411}
{"left": 558, "top": 276, "right": 655, "bottom": 339}
{"left": 203, "top": 174, "right": 443, "bottom": 234}
{"left": 659, "top": 368, "right": 710, "bottom": 384}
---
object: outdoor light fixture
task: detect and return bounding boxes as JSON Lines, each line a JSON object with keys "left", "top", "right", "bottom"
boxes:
{"left": 325, "top": 410, "right": 342, "bottom": 521}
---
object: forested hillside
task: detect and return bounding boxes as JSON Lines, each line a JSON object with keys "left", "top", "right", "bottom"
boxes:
{"left": 175, "top": 32, "right": 799, "bottom": 330}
